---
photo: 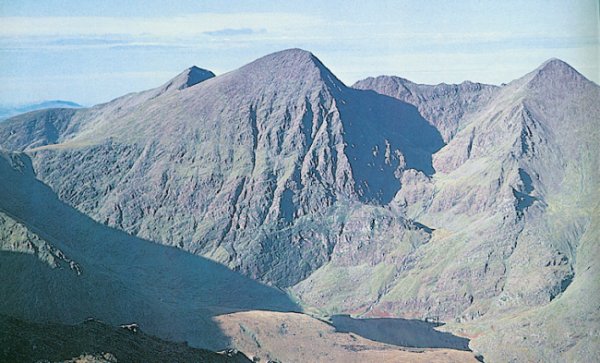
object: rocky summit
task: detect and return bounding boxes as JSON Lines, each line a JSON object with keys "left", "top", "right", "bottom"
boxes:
{"left": 1, "top": 48, "right": 598, "bottom": 362}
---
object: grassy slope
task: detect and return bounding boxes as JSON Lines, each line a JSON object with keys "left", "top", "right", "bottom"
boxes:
{"left": 462, "top": 200, "right": 600, "bottom": 362}
{"left": 215, "top": 310, "right": 479, "bottom": 363}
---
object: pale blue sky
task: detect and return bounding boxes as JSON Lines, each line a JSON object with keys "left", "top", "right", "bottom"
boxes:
{"left": 1, "top": 0, "right": 598, "bottom": 105}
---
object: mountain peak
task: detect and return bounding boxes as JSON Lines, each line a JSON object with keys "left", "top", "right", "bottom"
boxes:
{"left": 184, "top": 66, "right": 216, "bottom": 88}
{"left": 524, "top": 58, "right": 589, "bottom": 86}
{"left": 226, "top": 48, "right": 346, "bottom": 93}
{"left": 535, "top": 58, "right": 579, "bottom": 75}
{"left": 243, "top": 48, "right": 327, "bottom": 76}
{"left": 160, "top": 66, "right": 215, "bottom": 93}
{"left": 262, "top": 48, "right": 318, "bottom": 63}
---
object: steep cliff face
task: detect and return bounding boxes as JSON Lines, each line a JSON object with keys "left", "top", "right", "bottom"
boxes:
{"left": 353, "top": 76, "right": 499, "bottom": 143}
{"left": 1, "top": 49, "right": 442, "bottom": 288}
{"left": 353, "top": 58, "right": 600, "bottom": 361}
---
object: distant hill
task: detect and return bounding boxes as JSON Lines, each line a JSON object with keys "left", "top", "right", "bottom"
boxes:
{"left": 0, "top": 100, "right": 82, "bottom": 120}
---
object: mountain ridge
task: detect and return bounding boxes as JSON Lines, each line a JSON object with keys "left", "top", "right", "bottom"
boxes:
{"left": 353, "top": 75, "right": 499, "bottom": 142}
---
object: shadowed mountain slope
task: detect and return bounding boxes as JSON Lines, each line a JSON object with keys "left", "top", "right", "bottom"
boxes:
{"left": 0, "top": 151, "right": 299, "bottom": 350}
{"left": 0, "top": 314, "right": 251, "bottom": 363}
{"left": 353, "top": 76, "right": 498, "bottom": 142}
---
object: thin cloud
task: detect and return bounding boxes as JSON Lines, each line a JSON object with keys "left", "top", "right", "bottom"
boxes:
{"left": 0, "top": 13, "right": 320, "bottom": 37}
{"left": 203, "top": 28, "right": 266, "bottom": 37}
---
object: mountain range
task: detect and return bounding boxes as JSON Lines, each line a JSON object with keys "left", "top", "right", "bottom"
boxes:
{"left": 0, "top": 49, "right": 598, "bottom": 362}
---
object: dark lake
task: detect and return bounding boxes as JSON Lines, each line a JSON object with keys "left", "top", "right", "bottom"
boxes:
{"left": 330, "top": 314, "right": 471, "bottom": 351}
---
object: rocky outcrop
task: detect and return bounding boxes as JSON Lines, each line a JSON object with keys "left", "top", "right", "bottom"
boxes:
{"left": 353, "top": 76, "right": 498, "bottom": 142}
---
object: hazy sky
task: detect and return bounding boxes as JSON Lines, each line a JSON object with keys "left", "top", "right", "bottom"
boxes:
{"left": 1, "top": 0, "right": 598, "bottom": 105}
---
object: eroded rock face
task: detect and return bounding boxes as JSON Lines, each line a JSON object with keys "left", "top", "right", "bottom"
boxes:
{"left": 353, "top": 76, "right": 499, "bottom": 143}
{"left": 2, "top": 49, "right": 443, "bottom": 288}
{"left": 1, "top": 49, "right": 598, "bottom": 362}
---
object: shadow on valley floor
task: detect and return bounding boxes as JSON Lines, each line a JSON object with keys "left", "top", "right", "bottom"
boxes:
{"left": 0, "top": 151, "right": 300, "bottom": 352}
{"left": 331, "top": 314, "right": 471, "bottom": 351}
